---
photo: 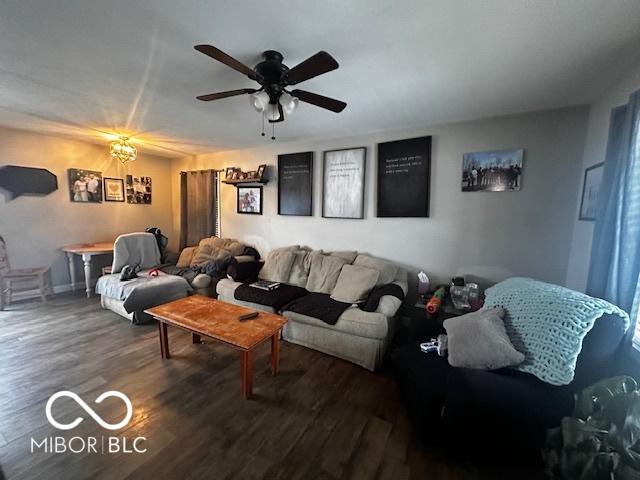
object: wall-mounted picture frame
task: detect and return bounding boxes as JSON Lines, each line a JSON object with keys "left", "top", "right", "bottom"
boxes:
{"left": 225, "top": 167, "right": 235, "bottom": 180}
{"left": 278, "top": 152, "right": 313, "bottom": 216}
{"left": 103, "top": 177, "right": 125, "bottom": 202}
{"left": 377, "top": 136, "right": 432, "bottom": 217}
{"left": 237, "top": 186, "right": 263, "bottom": 214}
{"left": 579, "top": 162, "right": 604, "bottom": 221}
{"left": 68, "top": 168, "right": 102, "bottom": 203}
{"left": 126, "top": 175, "right": 152, "bottom": 204}
{"left": 462, "top": 148, "right": 524, "bottom": 192}
{"left": 322, "top": 147, "right": 366, "bottom": 219}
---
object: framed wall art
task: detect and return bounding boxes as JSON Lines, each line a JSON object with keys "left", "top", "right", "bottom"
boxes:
{"left": 126, "top": 175, "right": 152, "bottom": 204}
{"left": 237, "top": 186, "right": 263, "bottom": 214}
{"left": 579, "top": 162, "right": 604, "bottom": 221}
{"left": 68, "top": 168, "right": 102, "bottom": 203}
{"left": 103, "top": 177, "right": 125, "bottom": 202}
{"left": 322, "top": 147, "right": 366, "bottom": 219}
{"left": 278, "top": 152, "right": 313, "bottom": 216}
{"left": 377, "top": 136, "right": 431, "bottom": 217}
{"left": 462, "top": 149, "right": 524, "bottom": 192}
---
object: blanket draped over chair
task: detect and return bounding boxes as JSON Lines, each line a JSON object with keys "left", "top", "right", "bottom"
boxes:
{"left": 484, "top": 277, "right": 629, "bottom": 385}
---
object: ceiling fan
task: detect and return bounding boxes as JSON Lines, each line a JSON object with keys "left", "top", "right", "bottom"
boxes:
{"left": 194, "top": 45, "right": 347, "bottom": 137}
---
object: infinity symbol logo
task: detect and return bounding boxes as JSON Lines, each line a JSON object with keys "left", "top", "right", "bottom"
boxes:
{"left": 45, "top": 391, "right": 133, "bottom": 431}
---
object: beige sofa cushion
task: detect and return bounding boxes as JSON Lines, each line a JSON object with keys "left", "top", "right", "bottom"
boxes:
{"left": 328, "top": 251, "right": 358, "bottom": 263}
{"left": 353, "top": 254, "right": 398, "bottom": 286}
{"left": 306, "top": 253, "right": 350, "bottom": 294}
{"left": 260, "top": 247, "right": 297, "bottom": 283}
{"left": 283, "top": 308, "right": 389, "bottom": 340}
{"left": 330, "top": 265, "right": 379, "bottom": 303}
{"left": 176, "top": 247, "right": 197, "bottom": 268}
{"left": 287, "top": 248, "right": 313, "bottom": 287}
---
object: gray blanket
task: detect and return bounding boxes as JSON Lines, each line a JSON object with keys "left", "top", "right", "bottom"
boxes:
{"left": 95, "top": 270, "right": 192, "bottom": 314}
{"left": 111, "top": 232, "right": 161, "bottom": 273}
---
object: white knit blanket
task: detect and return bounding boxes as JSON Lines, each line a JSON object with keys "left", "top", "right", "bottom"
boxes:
{"left": 483, "top": 277, "right": 629, "bottom": 385}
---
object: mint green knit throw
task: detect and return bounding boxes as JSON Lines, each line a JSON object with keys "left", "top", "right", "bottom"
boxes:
{"left": 484, "top": 277, "right": 629, "bottom": 385}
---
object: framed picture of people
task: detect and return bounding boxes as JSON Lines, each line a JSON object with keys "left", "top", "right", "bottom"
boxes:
{"left": 278, "top": 152, "right": 313, "bottom": 216}
{"left": 126, "top": 175, "right": 152, "bottom": 204}
{"left": 237, "top": 186, "right": 263, "bottom": 214}
{"left": 68, "top": 168, "right": 102, "bottom": 203}
{"left": 322, "top": 147, "right": 366, "bottom": 219}
{"left": 462, "top": 149, "right": 524, "bottom": 192}
{"left": 377, "top": 136, "right": 431, "bottom": 217}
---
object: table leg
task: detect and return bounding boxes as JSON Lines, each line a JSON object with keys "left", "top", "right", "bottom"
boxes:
{"left": 67, "top": 252, "right": 76, "bottom": 292}
{"left": 270, "top": 331, "right": 280, "bottom": 375}
{"left": 81, "top": 253, "right": 92, "bottom": 298}
{"left": 158, "top": 321, "right": 170, "bottom": 359}
{"left": 240, "top": 350, "right": 253, "bottom": 399}
{"left": 192, "top": 333, "right": 201, "bottom": 344}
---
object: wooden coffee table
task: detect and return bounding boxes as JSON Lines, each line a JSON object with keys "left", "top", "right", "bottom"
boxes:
{"left": 145, "top": 295, "right": 287, "bottom": 399}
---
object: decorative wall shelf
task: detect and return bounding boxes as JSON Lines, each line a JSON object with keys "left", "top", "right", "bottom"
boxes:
{"left": 222, "top": 178, "right": 269, "bottom": 187}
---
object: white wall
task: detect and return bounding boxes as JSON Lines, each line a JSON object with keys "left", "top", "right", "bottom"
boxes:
{"left": 172, "top": 106, "right": 589, "bottom": 290}
{"left": 565, "top": 64, "right": 640, "bottom": 292}
{"left": 0, "top": 127, "right": 173, "bottom": 289}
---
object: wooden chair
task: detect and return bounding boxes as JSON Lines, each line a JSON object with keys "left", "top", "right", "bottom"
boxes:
{"left": 0, "top": 235, "right": 53, "bottom": 310}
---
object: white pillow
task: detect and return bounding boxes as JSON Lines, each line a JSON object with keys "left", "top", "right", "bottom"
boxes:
{"left": 444, "top": 308, "right": 524, "bottom": 370}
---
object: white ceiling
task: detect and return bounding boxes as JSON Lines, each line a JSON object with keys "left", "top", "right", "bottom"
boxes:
{"left": 1, "top": 0, "right": 639, "bottom": 157}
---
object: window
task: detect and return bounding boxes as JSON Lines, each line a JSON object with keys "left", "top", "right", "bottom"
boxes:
{"left": 215, "top": 171, "right": 221, "bottom": 237}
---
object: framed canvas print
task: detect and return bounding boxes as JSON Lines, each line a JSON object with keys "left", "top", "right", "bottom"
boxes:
{"left": 237, "top": 186, "right": 263, "bottom": 214}
{"left": 278, "top": 152, "right": 313, "bottom": 216}
{"left": 322, "top": 147, "right": 366, "bottom": 219}
{"left": 126, "top": 175, "right": 152, "bottom": 204}
{"left": 377, "top": 136, "right": 431, "bottom": 217}
{"left": 68, "top": 168, "right": 102, "bottom": 203}
{"left": 579, "top": 162, "right": 604, "bottom": 221}
{"left": 103, "top": 177, "right": 125, "bottom": 202}
{"left": 462, "top": 149, "right": 524, "bottom": 192}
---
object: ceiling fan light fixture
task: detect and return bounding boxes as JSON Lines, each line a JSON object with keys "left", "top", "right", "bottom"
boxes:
{"left": 110, "top": 137, "right": 137, "bottom": 164}
{"left": 265, "top": 103, "right": 280, "bottom": 122}
{"left": 249, "top": 91, "right": 269, "bottom": 112}
{"left": 279, "top": 92, "right": 298, "bottom": 115}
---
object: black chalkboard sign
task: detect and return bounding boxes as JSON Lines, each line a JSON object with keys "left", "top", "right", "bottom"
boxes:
{"left": 278, "top": 152, "right": 313, "bottom": 216}
{"left": 0, "top": 165, "right": 58, "bottom": 200}
{"left": 377, "top": 136, "right": 431, "bottom": 217}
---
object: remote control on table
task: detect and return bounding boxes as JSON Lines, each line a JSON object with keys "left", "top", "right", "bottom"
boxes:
{"left": 238, "top": 311, "right": 259, "bottom": 321}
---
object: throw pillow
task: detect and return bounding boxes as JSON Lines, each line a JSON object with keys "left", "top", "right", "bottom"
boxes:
{"left": 305, "top": 252, "right": 350, "bottom": 294}
{"left": 176, "top": 247, "right": 196, "bottom": 268}
{"left": 260, "top": 248, "right": 296, "bottom": 283}
{"left": 330, "top": 265, "right": 380, "bottom": 303}
{"left": 287, "top": 249, "right": 312, "bottom": 287}
{"left": 444, "top": 308, "right": 525, "bottom": 370}
{"left": 353, "top": 255, "right": 398, "bottom": 286}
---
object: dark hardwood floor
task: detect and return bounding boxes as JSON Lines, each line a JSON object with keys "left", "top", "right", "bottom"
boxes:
{"left": 0, "top": 293, "right": 542, "bottom": 480}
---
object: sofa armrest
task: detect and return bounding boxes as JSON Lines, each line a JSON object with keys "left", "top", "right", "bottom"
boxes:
{"left": 375, "top": 281, "right": 408, "bottom": 317}
{"left": 216, "top": 278, "right": 242, "bottom": 299}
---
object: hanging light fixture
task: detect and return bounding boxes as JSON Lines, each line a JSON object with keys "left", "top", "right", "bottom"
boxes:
{"left": 109, "top": 137, "right": 137, "bottom": 164}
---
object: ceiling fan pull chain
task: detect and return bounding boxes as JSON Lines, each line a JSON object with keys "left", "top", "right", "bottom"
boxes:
{"left": 261, "top": 113, "right": 265, "bottom": 137}
{"left": 271, "top": 122, "right": 275, "bottom": 141}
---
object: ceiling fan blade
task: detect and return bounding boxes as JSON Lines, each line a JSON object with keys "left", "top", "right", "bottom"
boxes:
{"left": 196, "top": 88, "right": 256, "bottom": 101}
{"left": 290, "top": 89, "right": 346, "bottom": 113}
{"left": 284, "top": 51, "right": 339, "bottom": 85}
{"left": 194, "top": 45, "right": 261, "bottom": 81}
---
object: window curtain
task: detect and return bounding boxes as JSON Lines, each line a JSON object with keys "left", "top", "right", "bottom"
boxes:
{"left": 587, "top": 89, "right": 640, "bottom": 344}
{"left": 179, "top": 170, "right": 220, "bottom": 250}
